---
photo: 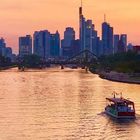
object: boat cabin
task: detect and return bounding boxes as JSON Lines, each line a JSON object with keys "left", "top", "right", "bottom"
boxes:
{"left": 105, "top": 97, "right": 135, "bottom": 118}
{"left": 106, "top": 98, "right": 135, "bottom": 112}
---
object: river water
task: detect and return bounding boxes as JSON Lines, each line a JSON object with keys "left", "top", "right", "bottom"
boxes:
{"left": 0, "top": 68, "right": 140, "bottom": 140}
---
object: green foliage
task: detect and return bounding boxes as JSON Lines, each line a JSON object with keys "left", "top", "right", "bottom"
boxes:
{"left": 96, "top": 51, "right": 140, "bottom": 73}
{"left": 0, "top": 55, "right": 12, "bottom": 67}
{"left": 21, "top": 55, "right": 44, "bottom": 68}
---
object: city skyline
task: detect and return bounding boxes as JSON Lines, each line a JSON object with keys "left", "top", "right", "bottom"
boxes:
{"left": 0, "top": 0, "right": 140, "bottom": 53}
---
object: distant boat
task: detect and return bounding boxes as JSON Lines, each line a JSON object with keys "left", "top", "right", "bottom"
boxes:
{"left": 105, "top": 93, "right": 136, "bottom": 119}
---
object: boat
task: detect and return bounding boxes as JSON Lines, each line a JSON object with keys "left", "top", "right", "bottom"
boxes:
{"left": 105, "top": 93, "right": 136, "bottom": 119}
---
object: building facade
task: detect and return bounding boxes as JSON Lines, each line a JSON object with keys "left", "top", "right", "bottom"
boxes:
{"left": 120, "top": 34, "right": 127, "bottom": 52}
{"left": 19, "top": 35, "right": 32, "bottom": 57}
{"left": 102, "top": 22, "right": 114, "bottom": 55}
{"left": 50, "top": 31, "right": 60, "bottom": 58}
{"left": 79, "top": 6, "right": 99, "bottom": 56}
{"left": 61, "top": 27, "right": 75, "bottom": 58}
{"left": 0, "top": 38, "right": 6, "bottom": 56}
{"left": 113, "top": 34, "right": 120, "bottom": 53}
{"left": 33, "top": 30, "right": 50, "bottom": 59}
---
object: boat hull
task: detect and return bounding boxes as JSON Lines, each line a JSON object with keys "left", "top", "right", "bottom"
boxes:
{"left": 105, "top": 107, "right": 135, "bottom": 119}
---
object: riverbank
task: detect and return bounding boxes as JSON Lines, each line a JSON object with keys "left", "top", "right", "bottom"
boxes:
{"left": 0, "top": 65, "right": 17, "bottom": 71}
{"left": 94, "top": 71, "right": 140, "bottom": 84}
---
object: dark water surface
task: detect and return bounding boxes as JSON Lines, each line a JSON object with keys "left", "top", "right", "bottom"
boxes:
{"left": 0, "top": 68, "right": 140, "bottom": 140}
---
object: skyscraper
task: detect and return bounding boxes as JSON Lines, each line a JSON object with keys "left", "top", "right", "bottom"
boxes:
{"left": 96, "top": 37, "right": 103, "bottom": 57}
{"left": 71, "top": 39, "right": 80, "bottom": 56}
{"left": 33, "top": 30, "right": 50, "bottom": 59}
{"left": 120, "top": 34, "right": 127, "bottom": 52}
{"left": 63, "top": 27, "right": 75, "bottom": 47}
{"left": 116, "top": 34, "right": 127, "bottom": 53}
{"left": 109, "top": 27, "right": 113, "bottom": 54}
{"left": 5, "top": 47, "right": 13, "bottom": 59}
{"left": 0, "top": 38, "right": 14, "bottom": 61}
{"left": 92, "top": 26, "right": 99, "bottom": 55}
{"left": 0, "top": 38, "right": 6, "bottom": 56}
{"left": 79, "top": 5, "right": 99, "bottom": 55}
{"left": 50, "top": 31, "right": 60, "bottom": 58}
{"left": 127, "top": 43, "right": 133, "bottom": 51}
{"left": 85, "top": 20, "right": 93, "bottom": 51}
{"left": 61, "top": 27, "right": 75, "bottom": 58}
{"left": 79, "top": 5, "right": 85, "bottom": 51}
{"left": 102, "top": 22, "right": 114, "bottom": 55}
{"left": 19, "top": 35, "right": 32, "bottom": 57}
{"left": 114, "top": 34, "right": 120, "bottom": 53}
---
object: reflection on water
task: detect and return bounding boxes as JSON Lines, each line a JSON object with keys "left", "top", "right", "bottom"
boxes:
{"left": 0, "top": 68, "right": 140, "bottom": 140}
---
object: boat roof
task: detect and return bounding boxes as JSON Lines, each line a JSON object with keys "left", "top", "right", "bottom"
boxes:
{"left": 106, "top": 97, "right": 134, "bottom": 104}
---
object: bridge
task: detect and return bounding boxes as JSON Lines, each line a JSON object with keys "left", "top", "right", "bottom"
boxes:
{"left": 18, "top": 50, "right": 99, "bottom": 71}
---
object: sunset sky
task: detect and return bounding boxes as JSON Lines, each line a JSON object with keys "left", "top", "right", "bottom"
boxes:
{"left": 0, "top": 0, "right": 140, "bottom": 53}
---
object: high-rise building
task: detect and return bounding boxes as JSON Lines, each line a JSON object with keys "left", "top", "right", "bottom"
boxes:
{"left": 5, "top": 47, "right": 12, "bottom": 58}
{"left": 109, "top": 27, "right": 113, "bottom": 54}
{"left": 34, "top": 30, "right": 60, "bottom": 59}
{"left": 5, "top": 47, "right": 16, "bottom": 62}
{"left": 96, "top": 37, "right": 103, "bottom": 57}
{"left": 33, "top": 30, "right": 50, "bottom": 59}
{"left": 0, "top": 38, "right": 14, "bottom": 61}
{"left": 19, "top": 35, "right": 32, "bottom": 57}
{"left": 127, "top": 43, "right": 133, "bottom": 51}
{"left": 85, "top": 20, "right": 93, "bottom": 51}
{"left": 0, "top": 38, "right": 6, "bottom": 56}
{"left": 92, "top": 27, "right": 99, "bottom": 55}
{"left": 117, "top": 40, "right": 125, "bottom": 53}
{"left": 63, "top": 27, "right": 75, "bottom": 47}
{"left": 50, "top": 31, "right": 60, "bottom": 58}
{"left": 120, "top": 34, "right": 127, "bottom": 52}
{"left": 79, "top": 6, "right": 85, "bottom": 51}
{"left": 61, "top": 27, "right": 75, "bottom": 58}
{"left": 71, "top": 39, "right": 80, "bottom": 56}
{"left": 102, "top": 22, "right": 114, "bottom": 55}
{"left": 114, "top": 34, "right": 120, "bottom": 53}
{"left": 79, "top": 6, "right": 99, "bottom": 56}
{"left": 93, "top": 37, "right": 103, "bottom": 57}
{"left": 116, "top": 34, "right": 127, "bottom": 53}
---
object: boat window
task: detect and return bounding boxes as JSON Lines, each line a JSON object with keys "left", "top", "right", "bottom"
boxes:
{"left": 128, "top": 104, "right": 134, "bottom": 110}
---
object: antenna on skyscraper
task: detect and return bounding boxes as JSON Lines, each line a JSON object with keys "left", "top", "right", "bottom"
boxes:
{"left": 79, "top": 0, "right": 83, "bottom": 15}
{"left": 104, "top": 14, "right": 106, "bottom": 22}
{"left": 81, "top": 0, "right": 83, "bottom": 8}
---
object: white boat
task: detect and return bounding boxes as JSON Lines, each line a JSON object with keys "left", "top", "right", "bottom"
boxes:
{"left": 105, "top": 94, "right": 135, "bottom": 119}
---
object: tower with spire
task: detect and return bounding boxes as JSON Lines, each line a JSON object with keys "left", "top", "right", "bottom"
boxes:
{"left": 79, "top": 0, "right": 85, "bottom": 51}
{"left": 79, "top": 0, "right": 100, "bottom": 56}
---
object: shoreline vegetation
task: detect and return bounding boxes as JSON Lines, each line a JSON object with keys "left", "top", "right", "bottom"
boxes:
{"left": 0, "top": 51, "right": 140, "bottom": 85}
{"left": 89, "top": 51, "right": 140, "bottom": 84}
{"left": 0, "top": 55, "right": 16, "bottom": 70}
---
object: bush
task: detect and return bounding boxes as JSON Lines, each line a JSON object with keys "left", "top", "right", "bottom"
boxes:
{"left": 94, "top": 51, "right": 140, "bottom": 73}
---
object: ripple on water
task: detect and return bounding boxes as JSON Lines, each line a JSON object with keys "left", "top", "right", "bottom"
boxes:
{"left": 0, "top": 68, "right": 139, "bottom": 140}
